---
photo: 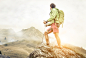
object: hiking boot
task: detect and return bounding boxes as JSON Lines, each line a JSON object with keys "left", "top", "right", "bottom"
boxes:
{"left": 46, "top": 43, "right": 49, "bottom": 46}
{"left": 54, "top": 45, "right": 63, "bottom": 49}
{"left": 59, "top": 46, "right": 63, "bottom": 49}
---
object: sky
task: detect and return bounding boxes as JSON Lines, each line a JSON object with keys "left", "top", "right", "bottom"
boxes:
{"left": 0, "top": 0, "right": 86, "bottom": 49}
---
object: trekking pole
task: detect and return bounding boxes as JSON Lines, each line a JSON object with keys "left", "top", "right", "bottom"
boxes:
{"left": 41, "top": 25, "right": 45, "bottom": 44}
{"left": 41, "top": 23, "right": 46, "bottom": 44}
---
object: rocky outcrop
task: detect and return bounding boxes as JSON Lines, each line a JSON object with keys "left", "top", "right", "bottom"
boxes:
{"left": 28, "top": 44, "right": 85, "bottom": 58}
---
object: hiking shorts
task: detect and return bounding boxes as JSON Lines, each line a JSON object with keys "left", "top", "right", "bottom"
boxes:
{"left": 47, "top": 23, "right": 59, "bottom": 33}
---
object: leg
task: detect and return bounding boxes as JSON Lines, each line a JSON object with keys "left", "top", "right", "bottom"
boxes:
{"left": 44, "top": 31, "right": 49, "bottom": 45}
{"left": 44, "top": 28, "right": 53, "bottom": 45}
{"left": 54, "top": 32, "right": 61, "bottom": 47}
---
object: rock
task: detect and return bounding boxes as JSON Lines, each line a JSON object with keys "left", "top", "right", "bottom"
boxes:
{"left": 28, "top": 44, "right": 82, "bottom": 58}
{"left": 0, "top": 51, "right": 2, "bottom": 54}
{"left": 0, "top": 54, "right": 10, "bottom": 58}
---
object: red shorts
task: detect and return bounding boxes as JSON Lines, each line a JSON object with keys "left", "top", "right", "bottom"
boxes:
{"left": 47, "top": 23, "right": 59, "bottom": 33}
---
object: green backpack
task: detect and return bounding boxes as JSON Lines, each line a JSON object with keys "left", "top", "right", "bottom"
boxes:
{"left": 58, "top": 10, "right": 64, "bottom": 27}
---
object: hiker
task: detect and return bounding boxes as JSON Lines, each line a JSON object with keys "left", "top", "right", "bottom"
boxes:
{"left": 43, "top": 3, "right": 62, "bottom": 47}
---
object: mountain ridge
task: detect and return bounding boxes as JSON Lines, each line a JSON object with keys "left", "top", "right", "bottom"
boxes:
{"left": 0, "top": 26, "right": 43, "bottom": 44}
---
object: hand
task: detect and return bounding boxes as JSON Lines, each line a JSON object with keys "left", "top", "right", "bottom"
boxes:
{"left": 43, "top": 21, "right": 47, "bottom": 24}
{"left": 45, "top": 24, "right": 48, "bottom": 27}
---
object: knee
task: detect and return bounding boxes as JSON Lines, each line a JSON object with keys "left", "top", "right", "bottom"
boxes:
{"left": 44, "top": 32, "right": 48, "bottom": 35}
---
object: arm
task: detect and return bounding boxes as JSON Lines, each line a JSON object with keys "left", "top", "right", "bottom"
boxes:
{"left": 47, "top": 9, "right": 58, "bottom": 22}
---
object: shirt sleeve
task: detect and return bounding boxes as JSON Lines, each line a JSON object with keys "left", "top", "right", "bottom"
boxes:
{"left": 47, "top": 9, "right": 57, "bottom": 22}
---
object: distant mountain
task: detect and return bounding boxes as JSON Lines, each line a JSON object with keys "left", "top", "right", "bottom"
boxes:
{"left": 0, "top": 29, "right": 16, "bottom": 44}
{"left": 0, "top": 29, "right": 16, "bottom": 38}
{"left": 0, "top": 27, "right": 43, "bottom": 44}
{"left": 22, "top": 27, "right": 43, "bottom": 37}
{"left": 17, "top": 26, "right": 43, "bottom": 41}
{"left": 63, "top": 44, "right": 86, "bottom": 57}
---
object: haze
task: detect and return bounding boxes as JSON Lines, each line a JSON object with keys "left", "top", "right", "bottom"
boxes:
{"left": 0, "top": 0, "right": 86, "bottom": 49}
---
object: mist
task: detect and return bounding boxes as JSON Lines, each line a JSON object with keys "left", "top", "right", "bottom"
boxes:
{"left": 0, "top": 0, "right": 86, "bottom": 49}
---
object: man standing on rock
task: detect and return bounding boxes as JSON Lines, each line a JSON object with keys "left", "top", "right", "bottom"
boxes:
{"left": 43, "top": 3, "right": 61, "bottom": 47}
